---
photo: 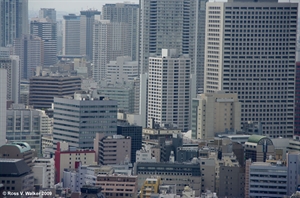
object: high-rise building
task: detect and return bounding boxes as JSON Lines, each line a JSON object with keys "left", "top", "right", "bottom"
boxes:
{"left": 53, "top": 91, "right": 118, "bottom": 149}
{"left": 0, "top": 69, "right": 7, "bottom": 147}
{"left": 0, "top": 0, "right": 28, "bottom": 47}
{"left": 191, "top": 91, "right": 241, "bottom": 139}
{"left": 39, "top": 8, "right": 56, "bottom": 22}
{"left": 30, "top": 18, "right": 57, "bottom": 66}
{"left": 93, "top": 19, "right": 132, "bottom": 82}
{"left": 139, "top": 0, "right": 207, "bottom": 94}
{"left": 0, "top": 56, "right": 20, "bottom": 103}
{"left": 13, "top": 34, "right": 43, "bottom": 80}
{"left": 102, "top": 3, "right": 139, "bottom": 61}
{"left": 29, "top": 75, "right": 81, "bottom": 110}
{"left": 295, "top": 62, "right": 300, "bottom": 135}
{"left": 147, "top": 49, "right": 191, "bottom": 131}
{"left": 63, "top": 14, "right": 80, "bottom": 56}
{"left": 80, "top": 10, "right": 101, "bottom": 61}
{"left": 204, "top": 0, "right": 298, "bottom": 138}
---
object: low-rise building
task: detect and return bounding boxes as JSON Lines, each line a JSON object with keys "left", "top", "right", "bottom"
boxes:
{"left": 140, "top": 177, "right": 161, "bottom": 198}
{"left": 0, "top": 158, "right": 34, "bottom": 193}
{"left": 54, "top": 142, "right": 96, "bottom": 183}
{"left": 32, "top": 158, "right": 55, "bottom": 188}
{"left": 96, "top": 174, "right": 138, "bottom": 198}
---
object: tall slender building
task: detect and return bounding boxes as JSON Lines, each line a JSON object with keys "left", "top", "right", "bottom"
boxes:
{"left": 147, "top": 49, "right": 191, "bottom": 131}
{"left": 204, "top": 0, "right": 298, "bottom": 138}
{"left": 80, "top": 10, "right": 100, "bottom": 61}
{"left": 13, "top": 34, "right": 44, "bottom": 80}
{"left": 102, "top": 3, "right": 139, "bottom": 61}
{"left": 139, "top": 0, "right": 207, "bottom": 94}
{"left": 63, "top": 14, "right": 80, "bottom": 56}
{"left": 0, "top": 56, "right": 20, "bottom": 103}
{"left": 0, "top": 0, "right": 28, "bottom": 47}
{"left": 39, "top": 8, "right": 56, "bottom": 22}
{"left": 30, "top": 18, "right": 57, "bottom": 66}
{"left": 0, "top": 69, "right": 7, "bottom": 146}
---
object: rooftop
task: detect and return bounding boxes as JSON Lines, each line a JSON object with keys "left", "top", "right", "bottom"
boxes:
{"left": 0, "top": 159, "right": 31, "bottom": 176}
{"left": 4, "top": 142, "right": 31, "bottom": 153}
{"left": 247, "top": 135, "right": 267, "bottom": 144}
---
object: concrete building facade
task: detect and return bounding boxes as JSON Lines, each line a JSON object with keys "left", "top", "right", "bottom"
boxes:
{"left": 30, "top": 18, "right": 57, "bottom": 66}
{"left": 245, "top": 135, "right": 275, "bottom": 162}
{"left": 32, "top": 157, "right": 55, "bottom": 188}
{"left": 191, "top": 91, "right": 241, "bottom": 139}
{"left": 147, "top": 49, "right": 191, "bottom": 131}
{"left": 63, "top": 14, "right": 80, "bottom": 56}
{"left": 0, "top": 56, "right": 20, "bottom": 103}
{"left": 79, "top": 10, "right": 101, "bottom": 61}
{"left": 0, "top": 69, "right": 7, "bottom": 146}
{"left": 29, "top": 75, "right": 81, "bottom": 109}
{"left": 53, "top": 91, "right": 118, "bottom": 149}
{"left": 139, "top": 0, "right": 207, "bottom": 94}
{"left": 96, "top": 174, "right": 138, "bottom": 198}
{"left": 0, "top": 0, "right": 28, "bottom": 47}
{"left": 204, "top": 0, "right": 298, "bottom": 138}
{"left": 13, "top": 34, "right": 43, "bottom": 80}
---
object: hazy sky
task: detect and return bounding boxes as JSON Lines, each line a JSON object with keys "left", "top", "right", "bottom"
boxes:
{"left": 29, "top": 0, "right": 139, "bottom": 12}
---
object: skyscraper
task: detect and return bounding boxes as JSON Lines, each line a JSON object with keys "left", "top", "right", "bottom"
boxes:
{"left": 39, "top": 8, "right": 56, "bottom": 22}
{"left": 147, "top": 49, "right": 191, "bottom": 131}
{"left": 139, "top": 0, "right": 207, "bottom": 94}
{"left": 204, "top": 0, "right": 298, "bottom": 138}
{"left": 102, "top": 3, "right": 139, "bottom": 61}
{"left": 0, "top": 69, "right": 7, "bottom": 146}
{"left": 80, "top": 10, "right": 101, "bottom": 61}
{"left": 0, "top": 56, "right": 20, "bottom": 103}
{"left": 0, "top": 0, "right": 28, "bottom": 47}
{"left": 13, "top": 34, "right": 43, "bottom": 80}
{"left": 30, "top": 18, "right": 57, "bottom": 66}
{"left": 63, "top": 14, "right": 80, "bottom": 56}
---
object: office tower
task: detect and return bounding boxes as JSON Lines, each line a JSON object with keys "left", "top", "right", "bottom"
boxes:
{"left": 0, "top": 0, "right": 28, "bottom": 47}
{"left": 102, "top": 3, "right": 139, "bottom": 61}
{"left": 117, "top": 125, "right": 142, "bottom": 163}
{"left": 191, "top": 91, "right": 241, "bottom": 139}
{"left": 0, "top": 56, "right": 20, "bottom": 103}
{"left": 139, "top": 0, "right": 207, "bottom": 93}
{"left": 0, "top": 69, "right": 7, "bottom": 147}
{"left": 80, "top": 10, "right": 100, "bottom": 61}
{"left": 30, "top": 18, "right": 57, "bottom": 66}
{"left": 39, "top": 8, "right": 56, "bottom": 22}
{"left": 0, "top": 45, "right": 13, "bottom": 58}
{"left": 57, "top": 20, "right": 63, "bottom": 54}
{"left": 106, "top": 56, "right": 139, "bottom": 83}
{"left": 6, "top": 104, "right": 51, "bottom": 156}
{"left": 93, "top": 19, "right": 132, "bottom": 82}
{"left": 295, "top": 62, "right": 300, "bottom": 135}
{"left": 204, "top": 0, "right": 298, "bottom": 138}
{"left": 147, "top": 49, "right": 191, "bottom": 131}
{"left": 63, "top": 14, "right": 80, "bottom": 56}
{"left": 13, "top": 34, "right": 43, "bottom": 80}
{"left": 29, "top": 75, "right": 81, "bottom": 110}
{"left": 53, "top": 91, "right": 118, "bottom": 149}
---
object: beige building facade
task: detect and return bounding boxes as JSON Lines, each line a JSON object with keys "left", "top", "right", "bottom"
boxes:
{"left": 191, "top": 91, "right": 241, "bottom": 139}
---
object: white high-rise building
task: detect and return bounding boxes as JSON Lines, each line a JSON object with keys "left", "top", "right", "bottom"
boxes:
{"left": 63, "top": 14, "right": 80, "bottom": 56}
{"left": 204, "top": 0, "right": 298, "bottom": 138}
{"left": 147, "top": 49, "right": 191, "bottom": 131}
{"left": 139, "top": 0, "right": 207, "bottom": 94}
{"left": 0, "top": 56, "right": 20, "bottom": 103}
{"left": 30, "top": 18, "right": 57, "bottom": 66}
{"left": 0, "top": 0, "right": 28, "bottom": 47}
{"left": 0, "top": 69, "right": 7, "bottom": 146}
